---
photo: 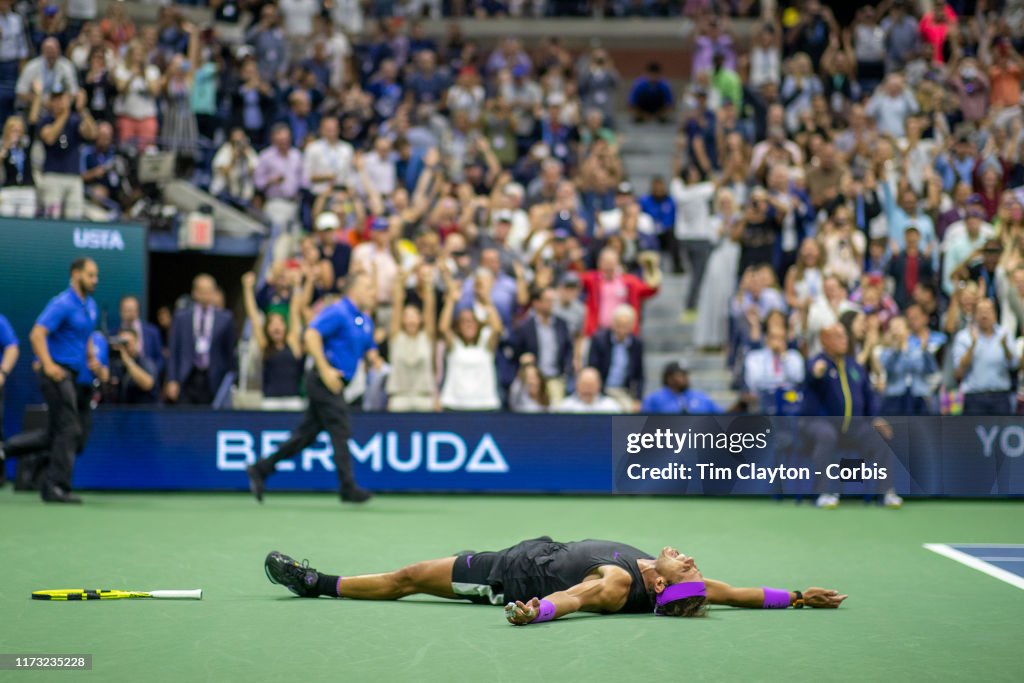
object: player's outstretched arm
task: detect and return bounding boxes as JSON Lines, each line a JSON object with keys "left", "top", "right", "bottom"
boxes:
{"left": 705, "top": 579, "right": 847, "bottom": 609}
{"left": 505, "top": 571, "right": 631, "bottom": 625}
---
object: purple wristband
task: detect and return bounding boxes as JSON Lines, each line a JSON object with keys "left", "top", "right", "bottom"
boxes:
{"left": 762, "top": 587, "right": 791, "bottom": 609}
{"left": 530, "top": 599, "right": 557, "bottom": 623}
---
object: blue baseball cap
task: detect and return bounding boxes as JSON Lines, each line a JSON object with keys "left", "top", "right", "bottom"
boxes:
{"left": 370, "top": 217, "right": 390, "bottom": 231}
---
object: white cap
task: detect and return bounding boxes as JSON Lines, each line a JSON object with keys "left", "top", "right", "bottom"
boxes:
{"left": 315, "top": 212, "right": 340, "bottom": 231}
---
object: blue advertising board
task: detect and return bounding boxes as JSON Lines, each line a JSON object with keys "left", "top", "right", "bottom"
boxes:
{"left": 73, "top": 411, "right": 613, "bottom": 493}
{"left": 65, "top": 410, "right": 1024, "bottom": 496}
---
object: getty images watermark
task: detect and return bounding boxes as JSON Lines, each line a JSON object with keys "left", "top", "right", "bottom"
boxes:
{"left": 622, "top": 426, "right": 887, "bottom": 484}
{"left": 611, "top": 416, "right": 1024, "bottom": 496}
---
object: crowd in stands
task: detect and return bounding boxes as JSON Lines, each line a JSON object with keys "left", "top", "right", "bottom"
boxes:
{"left": 2, "top": 0, "right": 1024, "bottom": 416}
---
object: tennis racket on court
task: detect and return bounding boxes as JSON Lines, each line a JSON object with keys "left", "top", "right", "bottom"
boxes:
{"left": 32, "top": 589, "right": 203, "bottom": 601}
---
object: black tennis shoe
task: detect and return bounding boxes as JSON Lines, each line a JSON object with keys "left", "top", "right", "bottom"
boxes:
{"left": 265, "top": 551, "right": 319, "bottom": 597}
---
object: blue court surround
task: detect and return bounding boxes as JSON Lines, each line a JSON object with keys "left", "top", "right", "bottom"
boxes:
{"left": 948, "top": 545, "right": 1024, "bottom": 578}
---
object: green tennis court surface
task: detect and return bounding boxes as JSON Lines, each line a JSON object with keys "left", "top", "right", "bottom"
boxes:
{"left": 2, "top": 491, "right": 1021, "bottom": 682}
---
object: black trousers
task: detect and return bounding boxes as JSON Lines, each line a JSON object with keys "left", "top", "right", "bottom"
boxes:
{"left": 800, "top": 418, "right": 892, "bottom": 494}
{"left": 181, "top": 368, "right": 213, "bottom": 405}
{"left": 963, "top": 391, "right": 1013, "bottom": 416}
{"left": 37, "top": 370, "right": 93, "bottom": 494}
{"left": 679, "top": 238, "right": 713, "bottom": 310}
{"left": 256, "top": 370, "right": 360, "bottom": 494}
{"left": 657, "top": 231, "right": 683, "bottom": 273}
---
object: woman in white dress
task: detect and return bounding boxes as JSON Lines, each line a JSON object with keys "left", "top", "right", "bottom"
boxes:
{"left": 694, "top": 189, "right": 743, "bottom": 350}
{"left": 438, "top": 277, "right": 503, "bottom": 411}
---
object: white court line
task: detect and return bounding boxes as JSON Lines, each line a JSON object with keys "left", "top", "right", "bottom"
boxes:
{"left": 923, "top": 544, "right": 1024, "bottom": 591}
{"left": 976, "top": 557, "right": 1024, "bottom": 562}
{"left": 936, "top": 543, "right": 1024, "bottom": 548}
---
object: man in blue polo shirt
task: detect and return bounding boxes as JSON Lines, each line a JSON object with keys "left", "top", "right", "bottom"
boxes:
{"left": 0, "top": 312, "right": 19, "bottom": 483}
{"left": 28, "top": 258, "right": 101, "bottom": 503}
{"left": 641, "top": 361, "right": 722, "bottom": 414}
{"left": 248, "top": 273, "right": 379, "bottom": 505}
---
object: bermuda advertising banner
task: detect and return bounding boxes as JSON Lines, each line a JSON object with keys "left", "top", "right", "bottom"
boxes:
{"left": 0, "top": 218, "right": 147, "bottom": 434}
{"left": 74, "top": 411, "right": 612, "bottom": 492}
{"left": 71, "top": 410, "right": 1024, "bottom": 496}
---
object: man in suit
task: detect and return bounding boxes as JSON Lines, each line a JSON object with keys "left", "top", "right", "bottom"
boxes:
{"left": 587, "top": 305, "right": 644, "bottom": 411}
{"left": 511, "top": 287, "right": 574, "bottom": 404}
{"left": 118, "top": 295, "right": 163, "bottom": 375}
{"left": 166, "top": 274, "right": 235, "bottom": 405}
{"left": 887, "top": 226, "right": 936, "bottom": 309}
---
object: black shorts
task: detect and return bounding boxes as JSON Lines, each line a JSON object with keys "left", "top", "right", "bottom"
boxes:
{"left": 451, "top": 552, "right": 505, "bottom": 605}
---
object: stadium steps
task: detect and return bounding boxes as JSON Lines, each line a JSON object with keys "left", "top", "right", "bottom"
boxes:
{"left": 617, "top": 119, "right": 677, "bottom": 194}
{"left": 639, "top": 272, "right": 738, "bottom": 409}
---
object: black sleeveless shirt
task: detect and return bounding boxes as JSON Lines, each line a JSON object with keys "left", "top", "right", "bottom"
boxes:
{"left": 262, "top": 346, "right": 302, "bottom": 398}
{"left": 493, "top": 538, "right": 655, "bottom": 613}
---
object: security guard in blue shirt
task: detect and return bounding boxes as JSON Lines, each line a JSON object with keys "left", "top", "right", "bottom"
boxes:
{"left": 0, "top": 312, "right": 20, "bottom": 482}
{"left": 248, "top": 273, "right": 379, "bottom": 504}
{"left": 28, "top": 258, "right": 101, "bottom": 504}
{"left": 4, "top": 330, "right": 107, "bottom": 493}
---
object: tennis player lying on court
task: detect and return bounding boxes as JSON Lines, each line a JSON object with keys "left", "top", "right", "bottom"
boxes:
{"left": 264, "top": 537, "right": 847, "bottom": 622}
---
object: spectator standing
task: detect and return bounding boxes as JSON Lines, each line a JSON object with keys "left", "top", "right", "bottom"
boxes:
{"left": 118, "top": 295, "right": 163, "bottom": 376}
{"left": 511, "top": 287, "right": 573, "bottom": 405}
{"left": 694, "top": 189, "right": 742, "bottom": 349}
{"left": 242, "top": 271, "right": 304, "bottom": 403}
{"left": 304, "top": 117, "right": 354, "bottom": 198}
{"left": 160, "top": 23, "right": 202, "bottom": 166}
{"left": 887, "top": 226, "right": 936, "bottom": 309}
{"left": 38, "top": 85, "right": 97, "bottom": 219}
{"left": 77, "top": 48, "right": 116, "bottom": 124}
{"left": 0, "top": 114, "right": 37, "bottom": 216}
{"left": 877, "top": 316, "right": 937, "bottom": 415}
{"left": 166, "top": 274, "right": 236, "bottom": 406}
{"left": 351, "top": 217, "right": 401, "bottom": 325}
{"left": 580, "top": 248, "right": 660, "bottom": 338}
{"left": 0, "top": 0, "right": 30, "bottom": 124}
{"left": 953, "top": 299, "right": 1020, "bottom": 415}
{"left": 210, "top": 128, "right": 258, "bottom": 209}
{"left": 865, "top": 74, "right": 917, "bottom": 138}
{"left": 232, "top": 58, "right": 276, "bottom": 148}
{"left": 386, "top": 263, "right": 437, "bottom": 412}
{"left": 112, "top": 40, "right": 161, "bottom": 149}
{"left": 15, "top": 37, "right": 78, "bottom": 106}
{"left": 246, "top": 4, "right": 288, "bottom": 84}
{"left": 254, "top": 124, "right": 306, "bottom": 230}
{"left": 439, "top": 278, "right": 502, "bottom": 411}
